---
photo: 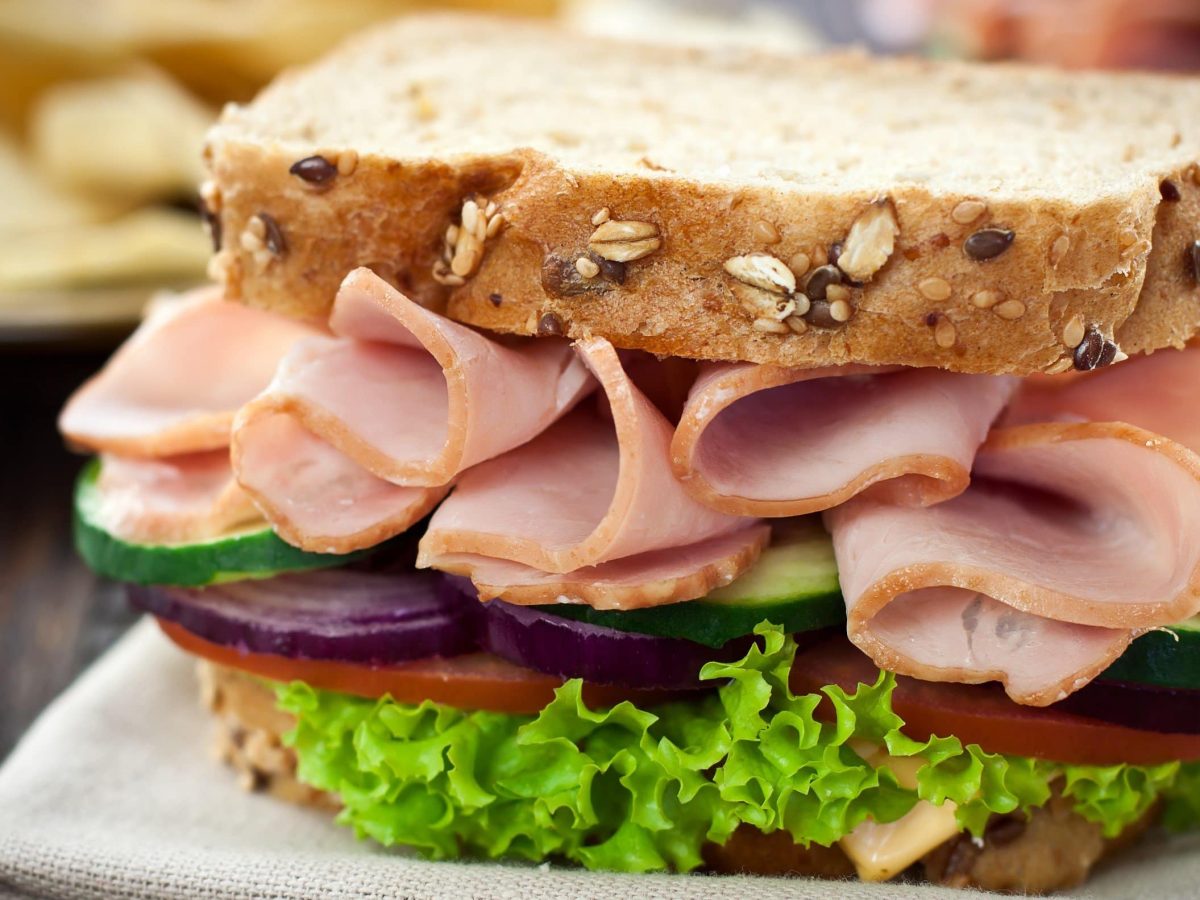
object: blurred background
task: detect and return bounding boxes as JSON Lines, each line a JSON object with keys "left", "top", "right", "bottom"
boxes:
{"left": 1, "top": 0, "right": 1198, "bottom": 760}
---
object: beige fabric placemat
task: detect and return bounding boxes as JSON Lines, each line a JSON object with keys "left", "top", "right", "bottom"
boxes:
{"left": 2, "top": 619, "right": 1199, "bottom": 899}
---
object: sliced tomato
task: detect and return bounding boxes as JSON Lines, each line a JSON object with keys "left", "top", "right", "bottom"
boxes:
{"left": 791, "top": 636, "right": 1200, "bottom": 766}
{"left": 158, "top": 619, "right": 693, "bottom": 714}
{"left": 163, "top": 617, "right": 1200, "bottom": 762}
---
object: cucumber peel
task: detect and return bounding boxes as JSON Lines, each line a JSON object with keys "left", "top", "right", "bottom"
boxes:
{"left": 537, "top": 517, "right": 844, "bottom": 648}
{"left": 1101, "top": 617, "right": 1200, "bottom": 690}
{"left": 74, "top": 459, "right": 362, "bottom": 586}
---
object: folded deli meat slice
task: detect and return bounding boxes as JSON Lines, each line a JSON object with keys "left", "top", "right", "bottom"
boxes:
{"left": 59, "top": 286, "right": 319, "bottom": 457}
{"left": 94, "top": 452, "right": 261, "bottom": 545}
{"left": 672, "top": 363, "right": 1017, "bottom": 516}
{"left": 829, "top": 422, "right": 1200, "bottom": 706}
{"left": 232, "top": 268, "right": 593, "bottom": 552}
{"left": 1010, "top": 344, "right": 1200, "bottom": 449}
{"left": 232, "top": 416, "right": 447, "bottom": 554}
{"left": 433, "top": 525, "right": 771, "bottom": 609}
{"left": 854, "top": 588, "right": 1132, "bottom": 710}
{"left": 419, "top": 338, "right": 762, "bottom": 606}
{"left": 60, "top": 287, "right": 312, "bottom": 546}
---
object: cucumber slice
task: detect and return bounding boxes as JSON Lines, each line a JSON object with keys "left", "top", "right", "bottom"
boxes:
{"left": 74, "top": 459, "right": 361, "bottom": 586}
{"left": 704, "top": 517, "right": 839, "bottom": 605}
{"left": 537, "top": 517, "right": 844, "bottom": 648}
{"left": 1100, "top": 617, "right": 1200, "bottom": 689}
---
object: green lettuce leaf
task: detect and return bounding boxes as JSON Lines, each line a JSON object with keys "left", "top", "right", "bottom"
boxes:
{"left": 1058, "top": 761, "right": 1180, "bottom": 838}
{"left": 1163, "top": 762, "right": 1200, "bottom": 832}
{"left": 276, "top": 623, "right": 1196, "bottom": 873}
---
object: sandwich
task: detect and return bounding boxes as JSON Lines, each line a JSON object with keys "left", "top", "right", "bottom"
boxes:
{"left": 56, "top": 14, "right": 1200, "bottom": 893}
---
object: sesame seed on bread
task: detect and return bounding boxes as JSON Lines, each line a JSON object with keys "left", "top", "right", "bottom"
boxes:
{"left": 204, "top": 13, "right": 1200, "bottom": 374}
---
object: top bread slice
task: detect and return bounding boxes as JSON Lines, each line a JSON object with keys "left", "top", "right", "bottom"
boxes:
{"left": 203, "top": 14, "right": 1200, "bottom": 374}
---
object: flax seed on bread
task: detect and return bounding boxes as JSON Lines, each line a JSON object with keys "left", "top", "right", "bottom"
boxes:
{"left": 203, "top": 13, "right": 1200, "bottom": 374}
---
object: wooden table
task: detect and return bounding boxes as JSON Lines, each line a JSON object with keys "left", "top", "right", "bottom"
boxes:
{"left": 0, "top": 343, "right": 139, "bottom": 763}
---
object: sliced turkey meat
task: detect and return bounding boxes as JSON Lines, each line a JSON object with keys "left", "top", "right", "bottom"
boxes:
{"left": 59, "top": 286, "right": 319, "bottom": 457}
{"left": 672, "top": 362, "right": 1017, "bottom": 516}
{"left": 1009, "top": 343, "right": 1200, "bottom": 449}
{"left": 231, "top": 414, "right": 447, "bottom": 554}
{"left": 93, "top": 451, "right": 262, "bottom": 545}
{"left": 859, "top": 588, "right": 1131, "bottom": 709}
{"left": 232, "top": 268, "right": 592, "bottom": 552}
{"left": 828, "top": 421, "right": 1200, "bottom": 706}
{"left": 433, "top": 524, "right": 771, "bottom": 609}
{"left": 418, "top": 338, "right": 762, "bottom": 607}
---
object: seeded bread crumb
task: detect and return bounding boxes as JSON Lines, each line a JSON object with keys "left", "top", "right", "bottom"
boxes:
{"left": 924, "top": 795, "right": 1160, "bottom": 894}
{"left": 204, "top": 14, "right": 1200, "bottom": 374}
{"left": 197, "top": 662, "right": 336, "bottom": 811}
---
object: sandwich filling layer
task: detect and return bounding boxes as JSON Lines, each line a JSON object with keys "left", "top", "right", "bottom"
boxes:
{"left": 57, "top": 268, "right": 1200, "bottom": 889}
{"left": 258, "top": 626, "right": 1200, "bottom": 878}
{"left": 61, "top": 270, "right": 1200, "bottom": 705}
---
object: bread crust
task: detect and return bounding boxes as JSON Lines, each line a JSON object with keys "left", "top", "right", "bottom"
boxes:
{"left": 204, "top": 15, "right": 1200, "bottom": 374}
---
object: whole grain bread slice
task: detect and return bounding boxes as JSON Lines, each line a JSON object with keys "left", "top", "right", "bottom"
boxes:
{"left": 203, "top": 14, "right": 1200, "bottom": 374}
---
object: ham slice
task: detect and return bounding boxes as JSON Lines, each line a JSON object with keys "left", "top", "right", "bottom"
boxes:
{"left": 860, "top": 588, "right": 1131, "bottom": 709}
{"left": 231, "top": 414, "right": 447, "bottom": 554}
{"left": 828, "top": 421, "right": 1200, "bottom": 705}
{"left": 93, "top": 452, "right": 261, "bottom": 545}
{"left": 232, "top": 268, "right": 593, "bottom": 552}
{"left": 433, "top": 524, "right": 771, "bottom": 609}
{"left": 672, "top": 363, "right": 1017, "bottom": 516}
{"left": 1009, "top": 344, "right": 1200, "bottom": 449}
{"left": 59, "top": 287, "right": 319, "bottom": 457}
{"left": 418, "top": 338, "right": 762, "bottom": 606}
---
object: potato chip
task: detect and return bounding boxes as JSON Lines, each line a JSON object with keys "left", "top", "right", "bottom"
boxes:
{"left": 0, "top": 207, "right": 208, "bottom": 292}
{"left": 31, "top": 71, "right": 213, "bottom": 202}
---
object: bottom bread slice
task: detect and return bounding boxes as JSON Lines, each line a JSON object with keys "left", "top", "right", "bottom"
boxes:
{"left": 196, "top": 661, "right": 1156, "bottom": 893}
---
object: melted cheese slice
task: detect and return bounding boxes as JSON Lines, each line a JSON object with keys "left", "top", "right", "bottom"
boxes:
{"left": 839, "top": 800, "right": 961, "bottom": 882}
{"left": 838, "top": 742, "right": 963, "bottom": 881}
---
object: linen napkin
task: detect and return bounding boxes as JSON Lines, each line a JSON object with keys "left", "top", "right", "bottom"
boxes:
{"left": 2, "top": 619, "right": 1199, "bottom": 900}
